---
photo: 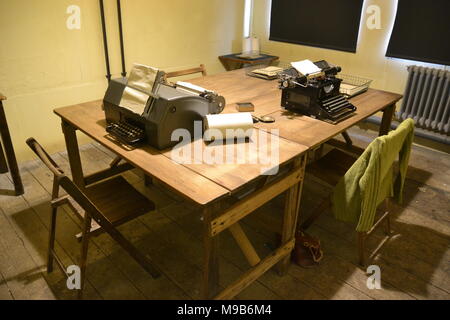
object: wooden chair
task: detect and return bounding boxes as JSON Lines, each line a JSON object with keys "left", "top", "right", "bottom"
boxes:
{"left": 0, "top": 93, "right": 24, "bottom": 195}
{"left": 302, "top": 149, "right": 392, "bottom": 266}
{"left": 26, "top": 138, "right": 160, "bottom": 298}
{"left": 164, "top": 64, "right": 207, "bottom": 81}
{"left": 301, "top": 123, "right": 413, "bottom": 266}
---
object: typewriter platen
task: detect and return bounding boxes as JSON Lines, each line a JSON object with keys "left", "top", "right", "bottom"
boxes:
{"left": 278, "top": 60, "right": 356, "bottom": 123}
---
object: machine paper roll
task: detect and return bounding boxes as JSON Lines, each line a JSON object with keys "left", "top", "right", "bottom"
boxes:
{"left": 203, "top": 113, "right": 253, "bottom": 142}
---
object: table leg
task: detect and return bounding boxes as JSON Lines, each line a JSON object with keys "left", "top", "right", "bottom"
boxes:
{"left": 61, "top": 120, "right": 85, "bottom": 188}
{"left": 379, "top": 103, "right": 396, "bottom": 136}
{"left": 0, "top": 102, "right": 24, "bottom": 195}
{"left": 219, "top": 58, "right": 231, "bottom": 71}
{"left": 0, "top": 140, "right": 8, "bottom": 173}
{"left": 202, "top": 202, "right": 221, "bottom": 299}
{"left": 144, "top": 175, "right": 153, "bottom": 186}
{"left": 277, "top": 156, "right": 306, "bottom": 275}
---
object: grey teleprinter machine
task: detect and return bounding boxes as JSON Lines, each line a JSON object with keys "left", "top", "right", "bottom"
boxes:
{"left": 103, "top": 74, "right": 225, "bottom": 150}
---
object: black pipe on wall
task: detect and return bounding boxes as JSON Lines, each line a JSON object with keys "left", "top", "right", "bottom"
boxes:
{"left": 99, "top": 0, "right": 112, "bottom": 82}
{"left": 117, "top": 0, "right": 127, "bottom": 77}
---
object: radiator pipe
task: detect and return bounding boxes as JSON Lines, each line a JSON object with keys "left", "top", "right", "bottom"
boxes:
{"left": 99, "top": 0, "right": 112, "bottom": 82}
{"left": 364, "top": 116, "right": 449, "bottom": 145}
{"left": 117, "top": 0, "right": 127, "bottom": 77}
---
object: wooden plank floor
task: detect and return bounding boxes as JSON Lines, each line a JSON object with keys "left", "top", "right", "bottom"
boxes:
{"left": 0, "top": 127, "right": 449, "bottom": 300}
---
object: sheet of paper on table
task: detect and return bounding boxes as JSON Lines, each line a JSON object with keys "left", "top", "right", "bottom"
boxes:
{"left": 291, "top": 59, "right": 321, "bottom": 76}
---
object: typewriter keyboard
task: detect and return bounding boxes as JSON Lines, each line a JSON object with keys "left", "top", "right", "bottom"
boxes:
{"left": 321, "top": 95, "right": 356, "bottom": 122}
{"left": 106, "top": 121, "right": 145, "bottom": 145}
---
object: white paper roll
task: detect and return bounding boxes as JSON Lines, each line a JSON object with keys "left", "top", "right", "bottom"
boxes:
{"left": 242, "top": 37, "right": 252, "bottom": 53}
{"left": 251, "top": 37, "right": 260, "bottom": 54}
{"left": 203, "top": 113, "right": 253, "bottom": 142}
{"left": 243, "top": 36, "right": 260, "bottom": 54}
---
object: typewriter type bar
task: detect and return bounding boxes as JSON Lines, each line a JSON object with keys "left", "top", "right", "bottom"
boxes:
{"left": 321, "top": 95, "right": 356, "bottom": 123}
{"left": 106, "top": 121, "right": 146, "bottom": 146}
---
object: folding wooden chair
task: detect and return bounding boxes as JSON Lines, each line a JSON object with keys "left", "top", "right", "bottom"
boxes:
{"left": 26, "top": 138, "right": 160, "bottom": 298}
{"left": 301, "top": 121, "right": 413, "bottom": 266}
{"left": 301, "top": 149, "right": 391, "bottom": 266}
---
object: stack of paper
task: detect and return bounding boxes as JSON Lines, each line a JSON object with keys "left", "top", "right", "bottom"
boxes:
{"left": 249, "top": 66, "right": 283, "bottom": 80}
{"left": 291, "top": 59, "right": 321, "bottom": 76}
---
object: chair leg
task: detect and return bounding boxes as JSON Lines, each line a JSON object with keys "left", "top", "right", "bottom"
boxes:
{"left": 385, "top": 199, "right": 391, "bottom": 235}
{"left": 314, "top": 144, "right": 324, "bottom": 161}
{"left": 385, "top": 214, "right": 391, "bottom": 235}
{"left": 357, "top": 232, "right": 365, "bottom": 267}
{"left": 77, "top": 215, "right": 92, "bottom": 300}
{"left": 47, "top": 206, "right": 58, "bottom": 273}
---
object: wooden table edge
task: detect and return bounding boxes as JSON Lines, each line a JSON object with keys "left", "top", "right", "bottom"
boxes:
{"left": 260, "top": 91, "right": 403, "bottom": 149}
{"left": 53, "top": 106, "right": 231, "bottom": 207}
{"left": 218, "top": 54, "right": 279, "bottom": 64}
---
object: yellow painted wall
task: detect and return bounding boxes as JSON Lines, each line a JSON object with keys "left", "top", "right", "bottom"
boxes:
{"left": 253, "top": 0, "right": 449, "bottom": 96}
{"left": 0, "top": 0, "right": 244, "bottom": 161}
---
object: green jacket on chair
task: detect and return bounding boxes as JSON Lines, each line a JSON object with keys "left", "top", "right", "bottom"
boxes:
{"left": 332, "top": 118, "right": 415, "bottom": 232}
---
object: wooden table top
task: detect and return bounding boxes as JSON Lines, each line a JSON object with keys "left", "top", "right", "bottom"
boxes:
{"left": 189, "top": 68, "right": 403, "bottom": 148}
{"left": 54, "top": 68, "right": 401, "bottom": 204}
{"left": 54, "top": 101, "right": 307, "bottom": 205}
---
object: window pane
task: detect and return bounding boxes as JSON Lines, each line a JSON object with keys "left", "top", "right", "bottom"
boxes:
{"left": 386, "top": 0, "right": 450, "bottom": 65}
{"left": 269, "top": 0, "right": 364, "bottom": 53}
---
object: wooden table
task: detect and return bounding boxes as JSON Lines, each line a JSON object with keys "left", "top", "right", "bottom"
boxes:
{"left": 219, "top": 53, "right": 279, "bottom": 71}
{"left": 54, "top": 68, "right": 401, "bottom": 299}
{"left": 54, "top": 101, "right": 308, "bottom": 300}
{"left": 0, "top": 93, "right": 24, "bottom": 195}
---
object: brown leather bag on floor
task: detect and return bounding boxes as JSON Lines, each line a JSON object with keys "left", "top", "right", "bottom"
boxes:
{"left": 291, "top": 230, "right": 323, "bottom": 268}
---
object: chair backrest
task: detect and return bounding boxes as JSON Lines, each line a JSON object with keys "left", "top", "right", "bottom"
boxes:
{"left": 164, "top": 64, "right": 207, "bottom": 81}
{"left": 26, "top": 137, "right": 96, "bottom": 208}
{"left": 26, "top": 138, "right": 65, "bottom": 178}
{"left": 377, "top": 118, "right": 415, "bottom": 200}
{"left": 353, "top": 118, "right": 414, "bottom": 190}
{"left": 333, "top": 119, "right": 415, "bottom": 232}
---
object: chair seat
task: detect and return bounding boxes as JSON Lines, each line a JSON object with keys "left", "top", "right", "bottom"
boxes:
{"left": 307, "top": 148, "right": 358, "bottom": 187}
{"left": 85, "top": 176, "right": 155, "bottom": 225}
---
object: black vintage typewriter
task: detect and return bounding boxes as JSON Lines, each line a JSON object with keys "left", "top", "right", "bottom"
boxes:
{"left": 278, "top": 60, "right": 356, "bottom": 123}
